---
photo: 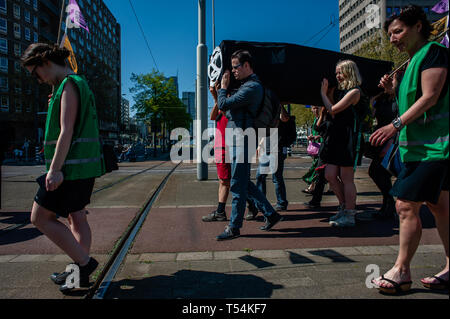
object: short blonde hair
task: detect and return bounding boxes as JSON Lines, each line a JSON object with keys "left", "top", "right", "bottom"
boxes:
{"left": 336, "top": 60, "right": 362, "bottom": 90}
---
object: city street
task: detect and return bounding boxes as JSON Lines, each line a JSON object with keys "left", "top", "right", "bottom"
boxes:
{"left": 0, "top": 149, "right": 447, "bottom": 299}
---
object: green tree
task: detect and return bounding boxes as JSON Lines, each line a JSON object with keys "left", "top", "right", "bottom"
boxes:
{"left": 354, "top": 31, "right": 408, "bottom": 69}
{"left": 289, "top": 104, "right": 315, "bottom": 130}
{"left": 130, "top": 70, "right": 191, "bottom": 133}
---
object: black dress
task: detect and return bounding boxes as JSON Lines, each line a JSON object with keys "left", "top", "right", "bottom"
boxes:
{"left": 320, "top": 88, "right": 359, "bottom": 167}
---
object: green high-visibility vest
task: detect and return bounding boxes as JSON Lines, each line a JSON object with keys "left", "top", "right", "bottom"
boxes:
{"left": 398, "top": 41, "right": 449, "bottom": 163}
{"left": 44, "top": 75, "right": 106, "bottom": 180}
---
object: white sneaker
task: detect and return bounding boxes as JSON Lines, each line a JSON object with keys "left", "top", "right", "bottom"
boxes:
{"left": 329, "top": 204, "right": 346, "bottom": 223}
{"left": 330, "top": 210, "right": 356, "bottom": 227}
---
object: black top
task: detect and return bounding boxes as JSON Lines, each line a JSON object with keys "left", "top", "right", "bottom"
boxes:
{"left": 396, "top": 43, "right": 449, "bottom": 100}
{"left": 373, "top": 93, "right": 398, "bottom": 129}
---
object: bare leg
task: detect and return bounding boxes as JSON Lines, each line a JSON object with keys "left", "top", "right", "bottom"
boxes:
{"left": 340, "top": 166, "right": 357, "bottom": 210}
{"left": 31, "top": 202, "right": 90, "bottom": 266}
{"left": 422, "top": 191, "right": 449, "bottom": 284}
{"left": 325, "top": 164, "right": 345, "bottom": 206}
{"left": 218, "top": 179, "right": 230, "bottom": 203}
{"left": 372, "top": 199, "right": 422, "bottom": 288}
{"left": 68, "top": 210, "right": 91, "bottom": 256}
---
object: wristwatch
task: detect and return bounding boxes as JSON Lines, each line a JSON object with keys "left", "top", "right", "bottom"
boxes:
{"left": 392, "top": 117, "right": 404, "bottom": 131}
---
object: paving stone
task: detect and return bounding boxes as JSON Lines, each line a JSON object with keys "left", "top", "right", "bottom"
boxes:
{"left": 139, "top": 253, "right": 177, "bottom": 262}
{"left": 176, "top": 251, "right": 213, "bottom": 261}
{"left": 9, "top": 255, "right": 51, "bottom": 262}
{"left": 0, "top": 255, "right": 18, "bottom": 263}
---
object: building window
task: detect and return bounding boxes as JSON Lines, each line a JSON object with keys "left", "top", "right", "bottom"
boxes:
{"left": 14, "top": 43, "right": 21, "bottom": 56}
{"left": 0, "top": 56, "right": 7, "bottom": 72}
{"left": 33, "top": 16, "right": 38, "bottom": 29}
{"left": 33, "top": 31, "right": 38, "bottom": 42}
{"left": 14, "top": 23, "right": 21, "bottom": 39}
{"left": 0, "top": 0, "right": 6, "bottom": 14}
{"left": 0, "top": 17, "right": 6, "bottom": 34}
{"left": 15, "top": 98, "right": 22, "bottom": 113}
{"left": 0, "top": 76, "right": 8, "bottom": 91}
{"left": 33, "top": 0, "right": 38, "bottom": 11}
{"left": 13, "top": 4, "right": 20, "bottom": 19}
{"left": 14, "top": 61, "right": 21, "bottom": 73}
{"left": 0, "top": 95, "right": 8, "bottom": 112}
{"left": 25, "top": 27, "right": 30, "bottom": 41}
{"left": 25, "top": 10, "right": 31, "bottom": 23}
{"left": 0, "top": 37, "right": 7, "bottom": 54}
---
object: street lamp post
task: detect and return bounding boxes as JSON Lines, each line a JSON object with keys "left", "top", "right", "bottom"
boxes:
{"left": 197, "top": 0, "right": 208, "bottom": 181}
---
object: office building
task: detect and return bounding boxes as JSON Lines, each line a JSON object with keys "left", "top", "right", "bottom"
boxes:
{"left": 339, "top": 0, "right": 446, "bottom": 54}
{"left": 0, "top": 0, "right": 121, "bottom": 155}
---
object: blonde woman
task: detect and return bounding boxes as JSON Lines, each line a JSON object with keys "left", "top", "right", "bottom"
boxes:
{"left": 320, "top": 60, "right": 365, "bottom": 227}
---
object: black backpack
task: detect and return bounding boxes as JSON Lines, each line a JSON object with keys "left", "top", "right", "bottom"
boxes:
{"left": 102, "top": 143, "right": 118, "bottom": 173}
{"left": 253, "top": 86, "right": 281, "bottom": 130}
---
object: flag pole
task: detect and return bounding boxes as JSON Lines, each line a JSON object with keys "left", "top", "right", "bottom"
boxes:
{"left": 57, "top": 0, "right": 66, "bottom": 45}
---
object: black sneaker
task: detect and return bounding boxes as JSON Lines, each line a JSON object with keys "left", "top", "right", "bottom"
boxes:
{"left": 59, "top": 257, "right": 99, "bottom": 292}
{"left": 275, "top": 205, "right": 288, "bottom": 212}
{"left": 260, "top": 213, "right": 283, "bottom": 231}
{"left": 50, "top": 269, "right": 71, "bottom": 285}
{"left": 245, "top": 204, "right": 259, "bottom": 220}
{"left": 304, "top": 200, "right": 321, "bottom": 209}
{"left": 202, "top": 210, "right": 227, "bottom": 222}
{"left": 216, "top": 226, "right": 240, "bottom": 241}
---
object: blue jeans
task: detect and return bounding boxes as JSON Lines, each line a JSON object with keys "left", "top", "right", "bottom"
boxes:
{"left": 256, "top": 151, "right": 288, "bottom": 209}
{"left": 229, "top": 144, "right": 276, "bottom": 230}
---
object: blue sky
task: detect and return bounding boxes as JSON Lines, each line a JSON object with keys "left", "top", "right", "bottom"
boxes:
{"left": 103, "top": 0, "right": 340, "bottom": 113}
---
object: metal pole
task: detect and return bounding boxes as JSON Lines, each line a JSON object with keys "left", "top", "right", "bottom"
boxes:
{"left": 197, "top": 0, "right": 208, "bottom": 180}
{"left": 57, "top": 0, "right": 66, "bottom": 45}
{"left": 212, "top": 0, "right": 215, "bottom": 48}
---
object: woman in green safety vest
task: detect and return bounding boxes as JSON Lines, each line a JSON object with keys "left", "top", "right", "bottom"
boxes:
{"left": 370, "top": 5, "right": 449, "bottom": 294}
{"left": 21, "top": 43, "right": 105, "bottom": 292}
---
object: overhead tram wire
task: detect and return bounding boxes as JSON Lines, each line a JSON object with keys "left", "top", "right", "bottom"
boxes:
{"left": 312, "top": 19, "right": 337, "bottom": 46}
{"left": 303, "top": 14, "right": 337, "bottom": 46}
{"left": 128, "top": 0, "right": 159, "bottom": 72}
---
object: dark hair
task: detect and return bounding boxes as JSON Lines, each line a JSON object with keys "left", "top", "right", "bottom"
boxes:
{"left": 384, "top": 5, "right": 432, "bottom": 39}
{"left": 231, "top": 50, "right": 254, "bottom": 70}
{"left": 21, "top": 43, "right": 70, "bottom": 67}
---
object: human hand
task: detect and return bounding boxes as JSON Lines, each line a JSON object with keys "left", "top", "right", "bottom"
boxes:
{"left": 48, "top": 94, "right": 53, "bottom": 105}
{"left": 221, "top": 70, "right": 231, "bottom": 90}
{"left": 369, "top": 124, "right": 397, "bottom": 147}
{"left": 209, "top": 86, "right": 218, "bottom": 102}
{"left": 378, "top": 74, "right": 395, "bottom": 95}
{"left": 46, "top": 170, "right": 64, "bottom": 192}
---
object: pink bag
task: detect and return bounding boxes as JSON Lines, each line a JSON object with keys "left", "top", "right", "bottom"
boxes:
{"left": 307, "top": 142, "right": 321, "bottom": 157}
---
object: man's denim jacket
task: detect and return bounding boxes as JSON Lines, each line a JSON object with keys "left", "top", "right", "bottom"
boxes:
{"left": 217, "top": 74, "right": 263, "bottom": 130}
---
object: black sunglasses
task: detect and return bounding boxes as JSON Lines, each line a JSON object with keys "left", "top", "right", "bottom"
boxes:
{"left": 231, "top": 63, "right": 242, "bottom": 70}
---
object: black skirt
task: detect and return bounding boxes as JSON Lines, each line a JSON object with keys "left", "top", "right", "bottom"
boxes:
{"left": 390, "top": 160, "right": 449, "bottom": 204}
{"left": 35, "top": 175, "right": 95, "bottom": 218}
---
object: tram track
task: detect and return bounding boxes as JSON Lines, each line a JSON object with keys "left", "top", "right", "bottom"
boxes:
{"left": 85, "top": 161, "right": 181, "bottom": 299}
{"left": 0, "top": 161, "right": 167, "bottom": 236}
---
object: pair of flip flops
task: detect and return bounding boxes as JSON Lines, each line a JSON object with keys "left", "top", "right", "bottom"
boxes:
{"left": 373, "top": 275, "right": 449, "bottom": 295}
{"left": 421, "top": 276, "right": 449, "bottom": 291}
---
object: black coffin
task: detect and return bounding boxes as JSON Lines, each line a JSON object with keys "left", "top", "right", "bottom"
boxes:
{"left": 217, "top": 40, "right": 394, "bottom": 106}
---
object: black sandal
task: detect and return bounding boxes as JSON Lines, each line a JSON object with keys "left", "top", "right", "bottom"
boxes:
{"left": 373, "top": 275, "right": 412, "bottom": 294}
{"left": 421, "top": 276, "right": 449, "bottom": 290}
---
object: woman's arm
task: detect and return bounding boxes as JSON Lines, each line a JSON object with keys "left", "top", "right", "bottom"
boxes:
{"left": 46, "top": 80, "right": 79, "bottom": 191}
{"left": 370, "top": 67, "right": 447, "bottom": 147}
{"left": 210, "top": 103, "right": 219, "bottom": 121}
{"left": 321, "top": 79, "right": 360, "bottom": 115}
